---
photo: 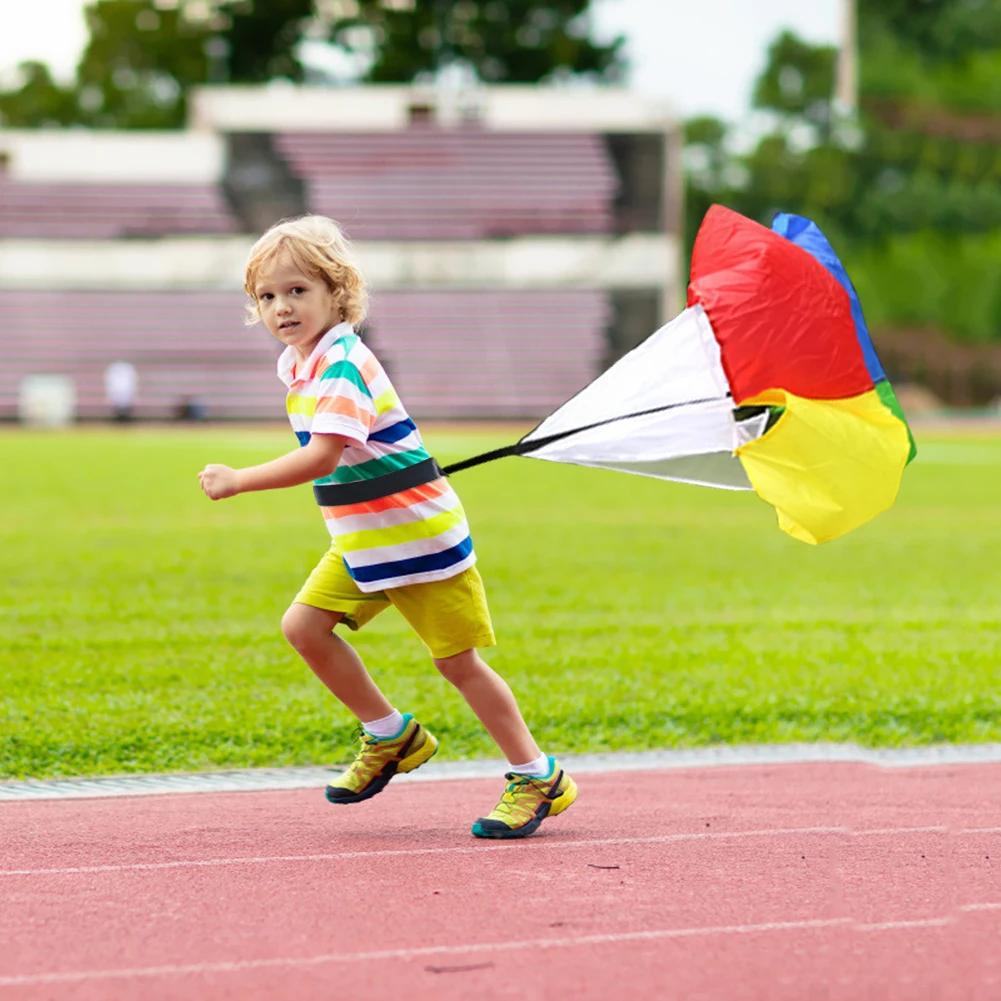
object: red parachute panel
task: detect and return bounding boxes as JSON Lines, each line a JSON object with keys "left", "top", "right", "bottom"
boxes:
{"left": 687, "top": 205, "right": 873, "bottom": 403}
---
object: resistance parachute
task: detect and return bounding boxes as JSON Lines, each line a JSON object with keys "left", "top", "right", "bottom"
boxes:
{"left": 444, "top": 205, "right": 916, "bottom": 545}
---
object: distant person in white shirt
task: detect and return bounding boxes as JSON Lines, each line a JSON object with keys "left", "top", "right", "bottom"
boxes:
{"left": 104, "top": 361, "right": 138, "bottom": 422}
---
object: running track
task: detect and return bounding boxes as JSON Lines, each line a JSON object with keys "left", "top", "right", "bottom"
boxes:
{"left": 2, "top": 762, "right": 999, "bottom": 1000}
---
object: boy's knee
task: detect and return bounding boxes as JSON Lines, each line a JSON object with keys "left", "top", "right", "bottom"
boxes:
{"left": 433, "top": 648, "right": 483, "bottom": 686}
{"left": 281, "top": 603, "right": 340, "bottom": 651}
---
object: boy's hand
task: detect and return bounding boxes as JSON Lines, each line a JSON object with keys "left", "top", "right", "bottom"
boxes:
{"left": 197, "top": 436, "right": 345, "bottom": 499}
{"left": 199, "top": 464, "right": 240, "bottom": 500}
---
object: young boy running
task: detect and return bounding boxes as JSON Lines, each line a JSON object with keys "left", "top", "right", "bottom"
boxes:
{"left": 198, "top": 215, "right": 577, "bottom": 839}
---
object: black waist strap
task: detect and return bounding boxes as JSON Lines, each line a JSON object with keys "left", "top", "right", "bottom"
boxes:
{"left": 313, "top": 456, "right": 445, "bottom": 507}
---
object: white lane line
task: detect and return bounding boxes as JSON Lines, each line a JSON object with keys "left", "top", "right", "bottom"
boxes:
{"left": 854, "top": 826, "right": 946, "bottom": 836}
{"left": 855, "top": 918, "right": 952, "bottom": 931}
{"left": 0, "top": 919, "right": 886, "bottom": 987}
{"left": 0, "top": 825, "right": 965, "bottom": 878}
{"left": 960, "top": 903, "right": 1001, "bottom": 912}
{"left": 4, "top": 912, "right": 986, "bottom": 988}
{"left": 0, "top": 826, "right": 838, "bottom": 876}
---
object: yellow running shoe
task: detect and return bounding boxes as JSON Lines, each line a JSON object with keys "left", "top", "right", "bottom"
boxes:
{"left": 325, "top": 714, "right": 438, "bottom": 804}
{"left": 471, "top": 757, "right": 577, "bottom": 839}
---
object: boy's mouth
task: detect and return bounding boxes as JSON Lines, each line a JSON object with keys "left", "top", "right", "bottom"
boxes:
{"left": 279, "top": 321, "right": 299, "bottom": 330}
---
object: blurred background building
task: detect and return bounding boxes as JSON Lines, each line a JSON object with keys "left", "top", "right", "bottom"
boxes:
{"left": 3, "top": 0, "right": 1001, "bottom": 420}
{"left": 0, "top": 0, "right": 685, "bottom": 423}
{"left": 0, "top": 84, "right": 678, "bottom": 421}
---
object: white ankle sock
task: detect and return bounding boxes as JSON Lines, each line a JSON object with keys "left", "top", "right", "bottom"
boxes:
{"left": 508, "top": 752, "right": 551, "bottom": 777}
{"left": 362, "top": 709, "right": 405, "bottom": 739}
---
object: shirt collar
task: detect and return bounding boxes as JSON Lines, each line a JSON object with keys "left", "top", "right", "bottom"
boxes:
{"left": 277, "top": 322, "right": 354, "bottom": 387}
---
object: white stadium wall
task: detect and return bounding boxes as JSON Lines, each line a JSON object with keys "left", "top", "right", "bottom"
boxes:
{"left": 189, "top": 84, "right": 674, "bottom": 135}
{"left": 0, "top": 235, "right": 675, "bottom": 292}
{"left": 0, "top": 131, "right": 225, "bottom": 184}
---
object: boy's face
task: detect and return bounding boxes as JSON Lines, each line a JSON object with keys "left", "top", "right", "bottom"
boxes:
{"left": 254, "top": 252, "right": 342, "bottom": 362}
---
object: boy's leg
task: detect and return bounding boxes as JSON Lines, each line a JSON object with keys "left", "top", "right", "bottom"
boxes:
{"left": 281, "top": 602, "right": 393, "bottom": 721}
{"left": 435, "top": 649, "right": 577, "bottom": 839}
{"left": 391, "top": 566, "right": 577, "bottom": 837}
{"left": 286, "top": 543, "right": 442, "bottom": 803}
{"left": 432, "top": 648, "right": 539, "bottom": 765}
{"left": 283, "top": 602, "right": 438, "bottom": 804}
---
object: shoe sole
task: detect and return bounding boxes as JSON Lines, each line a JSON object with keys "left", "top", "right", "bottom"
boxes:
{"left": 471, "top": 776, "right": 578, "bottom": 840}
{"left": 398, "top": 731, "right": 439, "bottom": 774}
{"left": 325, "top": 732, "right": 439, "bottom": 805}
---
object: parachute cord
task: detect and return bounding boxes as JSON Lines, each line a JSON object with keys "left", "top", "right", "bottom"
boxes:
{"left": 440, "top": 394, "right": 731, "bottom": 476}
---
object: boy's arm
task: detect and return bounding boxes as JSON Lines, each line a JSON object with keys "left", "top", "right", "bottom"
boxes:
{"left": 199, "top": 433, "right": 348, "bottom": 500}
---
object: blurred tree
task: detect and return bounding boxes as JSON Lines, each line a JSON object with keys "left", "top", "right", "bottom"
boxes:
{"left": 71, "top": 1, "right": 214, "bottom": 128}
{"left": 0, "top": 63, "right": 80, "bottom": 127}
{"left": 851, "top": 0, "right": 1001, "bottom": 348}
{"left": 682, "top": 30, "right": 852, "bottom": 255}
{"left": 66, "top": 0, "right": 314, "bottom": 128}
{"left": 682, "top": 5, "right": 1001, "bottom": 363}
{"left": 0, "top": 0, "right": 621, "bottom": 129}
{"left": 752, "top": 30, "right": 838, "bottom": 141}
{"left": 682, "top": 115, "right": 732, "bottom": 252}
{"left": 332, "top": 0, "right": 624, "bottom": 84}
{"left": 683, "top": 11, "right": 1001, "bottom": 252}
{"left": 859, "top": 0, "right": 1001, "bottom": 63}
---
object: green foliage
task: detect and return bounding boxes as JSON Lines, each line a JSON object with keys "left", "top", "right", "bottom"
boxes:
{"left": 225, "top": 0, "right": 314, "bottom": 82}
{"left": 752, "top": 30, "right": 838, "bottom": 139}
{"left": 0, "top": 0, "right": 621, "bottom": 129}
{"left": 31, "top": 0, "right": 316, "bottom": 129}
{"left": 2, "top": 427, "right": 1000, "bottom": 779}
{"left": 684, "top": 6, "right": 1001, "bottom": 344}
{"left": 0, "top": 63, "right": 80, "bottom": 128}
{"left": 844, "top": 229, "right": 1001, "bottom": 341}
{"left": 335, "top": 0, "right": 624, "bottom": 84}
{"left": 73, "top": 1, "right": 218, "bottom": 128}
{"left": 683, "top": 31, "right": 854, "bottom": 256}
{"left": 861, "top": 18, "right": 1001, "bottom": 112}
{"left": 0, "top": 0, "right": 302, "bottom": 129}
{"left": 859, "top": 0, "right": 1001, "bottom": 64}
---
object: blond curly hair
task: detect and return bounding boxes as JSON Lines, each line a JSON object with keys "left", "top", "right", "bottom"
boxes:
{"left": 243, "top": 215, "right": 368, "bottom": 326}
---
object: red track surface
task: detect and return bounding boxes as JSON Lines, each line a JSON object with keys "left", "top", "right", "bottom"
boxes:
{"left": 2, "top": 762, "right": 1000, "bottom": 1000}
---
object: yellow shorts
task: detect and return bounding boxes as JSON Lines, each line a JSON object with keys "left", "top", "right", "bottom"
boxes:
{"left": 294, "top": 543, "right": 496, "bottom": 659}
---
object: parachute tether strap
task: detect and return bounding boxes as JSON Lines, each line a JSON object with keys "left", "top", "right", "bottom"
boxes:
{"left": 441, "top": 394, "right": 730, "bottom": 476}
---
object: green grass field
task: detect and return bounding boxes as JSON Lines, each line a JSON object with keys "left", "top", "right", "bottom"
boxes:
{"left": 2, "top": 425, "right": 1000, "bottom": 779}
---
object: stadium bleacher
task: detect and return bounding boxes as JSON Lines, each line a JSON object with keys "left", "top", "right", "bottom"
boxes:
{"left": 0, "top": 289, "right": 609, "bottom": 420}
{"left": 367, "top": 289, "right": 610, "bottom": 418}
{"left": 274, "top": 131, "right": 617, "bottom": 238}
{"left": 0, "top": 88, "right": 677, "bottom": 421}
{"left": 0, "top": 180, "right": 238, "bottom": 239}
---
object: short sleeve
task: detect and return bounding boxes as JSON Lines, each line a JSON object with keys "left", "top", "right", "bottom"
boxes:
{"left": 310, "top": 354, "right": 376, "bottom": 444}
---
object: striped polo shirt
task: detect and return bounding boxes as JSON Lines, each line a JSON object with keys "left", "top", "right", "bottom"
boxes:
{"left": 277, "top": 323, "right": 475, "bottom": 592}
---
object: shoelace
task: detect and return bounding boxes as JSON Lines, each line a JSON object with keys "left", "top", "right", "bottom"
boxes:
{"left": 493, "top": 774, "right": 539, "bottom": 817}
{"left": 343, "top": 729, "right": 383, "bottom": 777}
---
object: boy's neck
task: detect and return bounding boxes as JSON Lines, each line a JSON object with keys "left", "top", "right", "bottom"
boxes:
{"left": 292, "top": 322, "right": 347, "bottom": 367}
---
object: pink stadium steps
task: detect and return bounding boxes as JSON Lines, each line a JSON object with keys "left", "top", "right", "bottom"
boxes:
{"left": 0, "top": 181, "right": 238, "bottom": 238}
{"left": 367, "top": 290, "right": 610, "bottom": 418}
{"left": 273, "top": 132, "right": 618, "bottom": 239}
{"left": 1, "top": 290, "right": 610, "bottom": 421}
{"left": 1, "top": 291, "right": 280, "bottom": 420}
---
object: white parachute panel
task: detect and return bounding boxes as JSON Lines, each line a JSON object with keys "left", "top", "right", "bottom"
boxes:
{"left": 522, "top": 304, "right": 754, "bottom": 490}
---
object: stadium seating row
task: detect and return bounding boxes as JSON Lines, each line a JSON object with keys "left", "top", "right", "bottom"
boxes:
{"left": 0, "top": 131, "right": 619, "bottom": 240}
{"left": 275, "top": 131, "right": 617, "bottom": 239}
{"left": 0, "top": 181, "right": 238, "bottom": 238}
{"left": 1, "top": 289, "right": 609, "bottom": 420}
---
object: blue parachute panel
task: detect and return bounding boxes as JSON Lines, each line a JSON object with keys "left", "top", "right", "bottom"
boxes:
{"left": 771, "top": 212, "right": 885, "bottom": 384}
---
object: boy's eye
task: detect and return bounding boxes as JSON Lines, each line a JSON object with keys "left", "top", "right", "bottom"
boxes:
{"left": 291, "top": 287, "right": 305, "bottom": 294}
{"left": 260, "top": 292, "right": 273, "bottom": 301}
